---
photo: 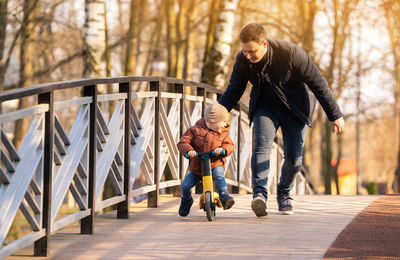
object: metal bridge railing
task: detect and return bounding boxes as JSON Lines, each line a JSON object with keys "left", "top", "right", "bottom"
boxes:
{"left": 0, "top": 76, "right": 314, "bottom": 258}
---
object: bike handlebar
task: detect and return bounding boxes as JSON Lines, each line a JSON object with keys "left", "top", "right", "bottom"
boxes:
{"left": 184, "top": 149, "right": 226, "bottom": 159}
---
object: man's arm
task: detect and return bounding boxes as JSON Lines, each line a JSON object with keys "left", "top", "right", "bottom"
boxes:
{"left": 177, "top": 128, "right": 195, "bottom": 155}
{"left": 218, "top": 53, "right": 248, "bottom": 112}
{"left": 291, "top": 45, "right": 343, "bottom": 122}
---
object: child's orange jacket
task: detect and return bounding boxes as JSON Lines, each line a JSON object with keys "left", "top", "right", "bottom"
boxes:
{"left": 177, "top": 118, "right": 234, "bottom": 176}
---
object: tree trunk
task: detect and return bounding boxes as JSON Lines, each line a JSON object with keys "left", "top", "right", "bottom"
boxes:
{"left": 294, "top": 0, "right": 318, "bottom": 184}
{"left": 165, "top": 0, "right": 177, "bottom": 77}
{"left": 382, "top": 0, "right": 400, "bottom": 192}
{"left": 296, "top": 0, "right": 317, "bottom": 58}
{"left": 182, "top": 0, "right": 197, "bottom": 80}
{"left": 143, "top": 12, "right": 163, "bottom": 77}
{"left": 201, "top": 0, "right": 240, "bottom": 88}
{"left": 174, "top": 0, "right": 185, "bottom": 79}
{"left": 201, "top": 0, "right": 219, "bottom": 84}
{"left": 83, "top": 0, "right": 106, "bottom": 78}
{"left": 13, "top": 0, "right": 38, "bottom": 149}
{"left": 0, "top": 0, "right": 7, "bottom": 100}
{"left": 320, "top": 0, "right": 358, "bottom": 194}
{"left": 124, "top": 0, "right": 145, "bottom": 76}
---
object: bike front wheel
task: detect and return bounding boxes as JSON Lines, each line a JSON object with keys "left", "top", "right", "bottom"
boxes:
{"left": 204, "top": 191, "right": 215, "bottom": 221}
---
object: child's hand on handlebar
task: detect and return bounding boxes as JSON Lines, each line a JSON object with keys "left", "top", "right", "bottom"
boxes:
{"left": 187, "top": 150, "right": 197, "bottom": 158}
{"left": 213, "top": 148, "right": 224, "bottom": 156}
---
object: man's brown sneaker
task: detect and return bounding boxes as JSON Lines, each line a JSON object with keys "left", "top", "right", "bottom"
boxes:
{"left": 251, "top": 193, "right": 268, "bottom": 217}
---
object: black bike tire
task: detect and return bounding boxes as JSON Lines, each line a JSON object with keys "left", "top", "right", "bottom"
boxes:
{"left": 204, "top": 191, "right": 215, "bottom": 221}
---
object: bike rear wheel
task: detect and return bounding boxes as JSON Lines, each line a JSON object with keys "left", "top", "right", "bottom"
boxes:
{"left": 204, "top": 191, "right": 215, "bottom": 221}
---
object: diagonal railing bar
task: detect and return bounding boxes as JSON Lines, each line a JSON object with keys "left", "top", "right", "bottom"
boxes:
{"left": 51, "top": 104, "right": 90, "bottom": 223}
{"left": 0, "top": 115, "right": 44, "bottom": 246}
{"left": 54, "top": 130, "right": 66, "bottom": 156}
{"left": 1, "top": 148, "right": 15, "bottom": 172}
{"left": 73, "top": 173, "right": 87, "bottom": 196}
{"left": 130, "top": 97, "right": 155, "bottom": 184}
{"left": 108, "top": 167, "right": 123, "bottom": 196}
{"left": 20, "top": 200, "right": 40, "bottom": 231}
{"left": 51, "top": 104, "right": 89, "bottom": 190}
{"left": 112, "top": 159, "right": 123, "bottom": 181}
{"left": 1, "top": 130, "right": 20, "bottom": 161}
{"left": 77, "top": 162, "right": 88, "bottom": 179}
{"left": 30, "top": 178, "right": 41, "bottom": 195}
{"left": 69, "top": 181, "right": 87, "bottom": 209}
{"left": 130, "top": 102, "right": 142, "bottom": 133}
{"left": 158, "top": 102, "right": 179, "bottom": 181}
{"left": 95, "top": 100, "right": 125, "bottom": 201}
{"left": 166, "top": 98, "right": 180, "bottom": 143}
{"left": 53, "top": 149, "right": 62, "bottom": 165}
{"left": 25, "top": 189, "right": 41, "bottom": 214}
{"left": 54, "top": 115, "right": 71, "bottom": 145}
{"left": 141, "top": 146, "right": 154, "bottom": 185}
{"left": 0, "top": 166, "right": 10, "bottom": 184}
{"left": 96, "top": 104, "right": 110, "bottom": 135}
{"left": 97, "top": 120, "right": 107, "bottom": 144}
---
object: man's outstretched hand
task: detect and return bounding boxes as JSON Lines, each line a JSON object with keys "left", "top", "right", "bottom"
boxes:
{"left": 331, "top": 117, "right": 345, "bottom": 135}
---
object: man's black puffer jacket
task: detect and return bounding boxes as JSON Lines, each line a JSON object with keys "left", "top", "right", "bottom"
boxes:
{"left": 219, "top": 38, "right": 342, "bottom": 126}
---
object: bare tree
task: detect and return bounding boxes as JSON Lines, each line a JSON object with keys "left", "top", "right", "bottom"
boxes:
{"left": 382, "top": 0, "right": 400, "bottom": 192}
{"left": 13, "top": 0, "right": 39, "bottom": 149}
{"left": 201, "top": 0, "right": 240, "bottom": 88}
{"left": 319, "top": 0, "right": 359, "bottom": 194}
{"left": 182, "top": 0, "right": 198, "bottom": 80}
{"left": 0, "top": 0, "right": 7, "bottom": 100}
{"left": 83, "top": 0, "right": 106, "bottom": 78}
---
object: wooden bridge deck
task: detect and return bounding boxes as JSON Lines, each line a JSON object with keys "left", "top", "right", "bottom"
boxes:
{"left": 8, "top": 195, "right": 379, "bottom": 260}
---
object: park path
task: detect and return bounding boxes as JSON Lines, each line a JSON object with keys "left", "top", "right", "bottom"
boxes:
{"left": 8, "top": 195, "right": 379, "bottom": 260}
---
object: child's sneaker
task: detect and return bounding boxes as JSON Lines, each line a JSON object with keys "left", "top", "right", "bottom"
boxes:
{"left": 179, "top": 196, "right": 194, "bottom": 217}
{"left": 220, "top": 192, "right": 235, "bottom": 210}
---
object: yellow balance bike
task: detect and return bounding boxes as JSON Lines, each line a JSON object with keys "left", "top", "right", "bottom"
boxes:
{"left": 185, "top": 149, "right": 226, "bottom": 221}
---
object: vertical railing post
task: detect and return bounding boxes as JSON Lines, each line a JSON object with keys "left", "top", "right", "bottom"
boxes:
{"left": 117, "top": 82, "right": 131, "bottom": 218}
{"left": 148, "top": 81, "right": 160, "bottom": 207}
{"left": 173, "top": 83, "right": 184, "bottom": 197}
{"left": 194, "top": 86, "right": 206, "bottom": 194}
{"left": 81, "top": 85, "right": 97, "bottom": 234}
{"left": 34, "top": 91, "right": 54, "bottom": 256}
{"left": 232, "top": 104, "right": 241, "bottom": 194}
{"left": 198, "top": 86, "right": 207, "bottom": 118}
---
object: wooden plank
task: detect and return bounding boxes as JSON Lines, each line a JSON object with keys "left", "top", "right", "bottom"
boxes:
{"left": 54, "top": 97, "right": 92, "bottom": 110}
{"left": 95, "top": 195, "right": 125, "bottom": 212}
{"left": 0, "top": 104, "right": 48, "bottom": 124}
{"left": 98, "top": 93, "right": 127, "bottom": 102}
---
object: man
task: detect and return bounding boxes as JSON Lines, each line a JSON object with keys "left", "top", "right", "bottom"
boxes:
{"left": 218, "top": 23, "right": 345, "bottom": 217}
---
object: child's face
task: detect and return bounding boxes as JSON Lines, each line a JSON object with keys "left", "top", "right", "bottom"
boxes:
{"left": 207, "top": 120, "right": 228, "bottom": 133}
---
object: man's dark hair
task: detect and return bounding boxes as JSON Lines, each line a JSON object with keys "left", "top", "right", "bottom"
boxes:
{"left": 239, "top": 23, "right": 267, "bottom": 44}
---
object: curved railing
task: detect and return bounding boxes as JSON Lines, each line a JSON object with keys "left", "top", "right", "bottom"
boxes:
{"left": 0, "top": 76, "right": 314, "bottom": 258}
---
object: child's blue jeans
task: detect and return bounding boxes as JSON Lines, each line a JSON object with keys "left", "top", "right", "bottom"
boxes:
{"left": 181, "top": 166, "right": 227, "bottom": 199}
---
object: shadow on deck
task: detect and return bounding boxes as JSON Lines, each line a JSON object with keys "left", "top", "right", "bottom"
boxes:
{"left": 7, "top": 195, "right": 383, "bottom": 260}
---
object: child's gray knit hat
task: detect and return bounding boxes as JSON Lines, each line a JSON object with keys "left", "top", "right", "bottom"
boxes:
{"left": 204, "top": 102, "right": 229, "bottom": 123}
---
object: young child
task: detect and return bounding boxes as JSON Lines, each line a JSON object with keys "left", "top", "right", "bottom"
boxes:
{"left": 177, "top": 102, "right": 235, "bottom": 217}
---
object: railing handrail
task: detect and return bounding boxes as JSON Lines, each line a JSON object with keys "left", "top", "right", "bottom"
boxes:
{"left": 0, "top": 77, "right": 249, "bottom": 113}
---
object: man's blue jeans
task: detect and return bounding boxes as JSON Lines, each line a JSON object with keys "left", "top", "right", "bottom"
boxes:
{"left": 181, "top": 166, "right": 227, "bottom": 200}
{"left": 251, "top": 105, "right": 307, "bottom": 199}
